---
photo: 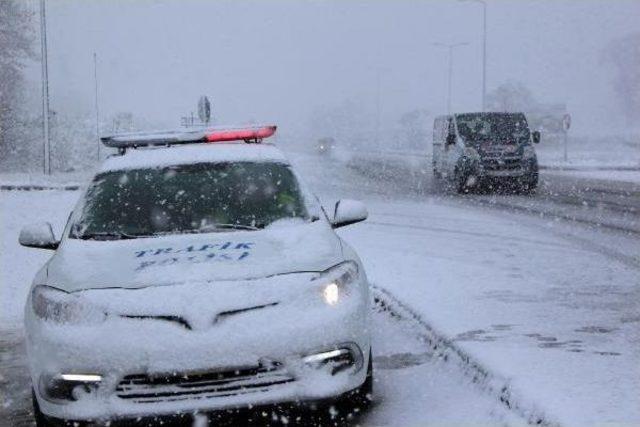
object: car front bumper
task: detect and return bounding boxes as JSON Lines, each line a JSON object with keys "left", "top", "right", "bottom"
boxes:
{"left": 25, "top": 290, "right": 370, "bottom": 422}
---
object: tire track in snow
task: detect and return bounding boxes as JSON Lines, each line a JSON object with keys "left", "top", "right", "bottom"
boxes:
{"left": 372, "top": 285, "right": 561, "bottom": 427}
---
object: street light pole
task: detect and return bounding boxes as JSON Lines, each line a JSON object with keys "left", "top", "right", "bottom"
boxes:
{"left": 39, "top": 0, "right": 51, "bottom": 175}
{"left": 94, "top": 52, "right": 100, "bottom": 162}
{"left": 481, "top": 0, "right": 487, "bottom": 110}
{"left": 433, "top": 42, "right": 469, "bottom": 115}
{"left": 459, "top": 0, "right": 487, "bottom": 111}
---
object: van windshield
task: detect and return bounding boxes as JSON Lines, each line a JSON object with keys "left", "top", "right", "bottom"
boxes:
{"left": 456, "top": 113, "right": 531, "bottom": 145}
{"left": 70, "top": 162, "right": 310, "bottom": 240}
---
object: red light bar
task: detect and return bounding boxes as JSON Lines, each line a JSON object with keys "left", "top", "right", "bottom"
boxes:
{"left": 100, "top": 125, "right": 277, "bottom": 150}
{"left": 205, "top": 125, "right": 277, "bottom": 143}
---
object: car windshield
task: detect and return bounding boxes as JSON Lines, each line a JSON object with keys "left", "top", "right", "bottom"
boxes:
{"left": 70, "top": 161, "right": 310, "bottom": 239}
{"left": 456, "top": 113, "right": 531, "bottom": 145}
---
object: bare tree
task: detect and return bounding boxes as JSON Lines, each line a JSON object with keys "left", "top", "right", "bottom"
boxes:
{"left": 486, "top": 80, "right": 537, "bottom": 112}
{"left": 602, "top": 32, "right": 640, "bottom": 126}
{"left": 0, "top": 0, "right": 35, "bottom": 168}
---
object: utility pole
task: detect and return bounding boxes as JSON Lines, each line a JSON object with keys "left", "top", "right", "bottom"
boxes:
{"left": 94, "top": 52, "right": 100, "bottom": 161}
{"left": 39, "top": 0, "right": 51, "bottom": 175}
{"left": 375, "top": 69, "right": 381, "bottom": 144}
{"left": 459, "top": 0, "right": 487, "bottom": 111}
{"left": 433, "top": 42, "right": 469, "bottom": 115}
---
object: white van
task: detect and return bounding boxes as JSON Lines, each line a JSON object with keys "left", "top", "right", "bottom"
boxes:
{"left": 432, "top": 112, "right": 540, "bottom": 193}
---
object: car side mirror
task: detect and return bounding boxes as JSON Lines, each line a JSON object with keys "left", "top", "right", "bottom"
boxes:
{"left": 532, "top": 131, "right": 541, "bottom": 144}
{"left": 19, "top": 222, "right": 59, "bottom": 250}
{"left": 331, "top": 199, "right": 368, "bottom": 228}
{"left": 446, "top": 133, "right": 456, "bottom": 146}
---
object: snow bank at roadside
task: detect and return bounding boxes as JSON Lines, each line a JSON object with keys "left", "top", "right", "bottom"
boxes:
{"left": 543, "top": 169, "right": 640, "bottom": 185}
{"left": 0, "top": 172, "right": 90, "bottom": 190}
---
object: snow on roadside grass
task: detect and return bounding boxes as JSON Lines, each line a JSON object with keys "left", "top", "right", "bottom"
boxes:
{"left": 0, "top": 172, "right": 90, "bottom": 190}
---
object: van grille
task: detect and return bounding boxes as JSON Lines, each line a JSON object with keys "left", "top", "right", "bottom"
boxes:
{"left": 482, "top": 156, "right": 522, "bottom": 171}
{"left": 116, "top": 363, "right": 294, "bottom": 403}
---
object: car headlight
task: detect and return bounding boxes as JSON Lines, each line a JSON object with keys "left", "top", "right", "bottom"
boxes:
{"left": 523, "top": 145, "right": 537, "bottom": 159}
{"left": 316, "top": 261, "right": 359, "bottom": 306}
{"left": 463, "top": 147, "right": 480, "bottom": 160}
{"left": 31, "top": 285, "right": 107, "bottom": 324}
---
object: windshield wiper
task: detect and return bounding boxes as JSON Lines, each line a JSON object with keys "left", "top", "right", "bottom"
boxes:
{"left": 77, "top": 231, "right": 143, "bottom": 240}
{"left": 201, "top": 223, "right": 260, "bottom": 231}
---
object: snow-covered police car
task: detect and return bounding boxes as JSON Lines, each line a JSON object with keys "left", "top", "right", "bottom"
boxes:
{"left": 20, "top": 125, "right": 372, "bottom": 425}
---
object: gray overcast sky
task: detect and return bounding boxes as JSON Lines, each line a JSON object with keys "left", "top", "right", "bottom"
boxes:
{"left": 27, "top": 0, "right": 640, "bottom": 136}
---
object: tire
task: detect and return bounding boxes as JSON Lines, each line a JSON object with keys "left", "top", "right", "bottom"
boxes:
{"left": 342, "top": 350, "right": 373, "bottom": 411}
{"left": 33, "top": 390, "right": 85, "bottom": 427}
{"left": 432, "top": 164, "right": 441, "bottom": 180}
{"left": 520, "top": 172, "right": 538, "bottom": 194}
{"left": 454, "top": 169, "right": 468, "bottom": 194}
{"left": 33, "top": 390, "right": 54, "bottom": 427}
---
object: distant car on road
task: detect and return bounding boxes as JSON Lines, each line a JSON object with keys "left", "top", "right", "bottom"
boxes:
{"left": 432, "top": 112, "right": 540, "bottom": 193}
{"left": 20, "top": 125, "right": 373, "bottom": 426}
{"left": 316, "top": 137, "right": 336, "bottom": 156}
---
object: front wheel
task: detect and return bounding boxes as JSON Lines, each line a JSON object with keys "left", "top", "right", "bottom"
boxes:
{"left": 339, "top": 350, "right": 373, "bottom": 416}
{"left": 454, "top": 169, "right": 469, "bottom": 194}
{"left": 519, "top": 172, "right": 538, "bottom": 194}
{"left": 33, "top": 390, "right": 55, "bottom": 427}
{"left": 33, "top": 390, "right": 86, "bottom": 427}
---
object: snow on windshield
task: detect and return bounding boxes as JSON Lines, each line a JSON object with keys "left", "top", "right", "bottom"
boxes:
{"left": 71, "top": 162, "right": 312, "bottom": 238}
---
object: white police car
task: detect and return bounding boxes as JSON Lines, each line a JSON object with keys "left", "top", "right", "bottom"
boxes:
{"left": 20, "top": 125, "right": 372, "bottom": 425}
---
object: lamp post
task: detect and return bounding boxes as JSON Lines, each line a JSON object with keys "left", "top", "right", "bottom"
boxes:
{"left": 39, "top": 0, "right": 51, "bottom": 175}
{"left": 459, "top": 0, "right": 487, "bottom": 111}
{"left": 94, "top": 52, "right": 100, "bottom": 162}
{"left": 432, "top": 42, "right": 469, "bottom": 114}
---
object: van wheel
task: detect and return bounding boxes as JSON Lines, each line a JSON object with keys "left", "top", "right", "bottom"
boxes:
{"left": 455, "top": 169, "right": 468, "bottom": 194}
{"left": 520, "top": 173, "right": 538, "bottom": 194}
{"left": 432, "top": 164, "right": 441, "bottom": 180}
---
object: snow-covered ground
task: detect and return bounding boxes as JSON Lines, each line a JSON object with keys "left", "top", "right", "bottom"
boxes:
{"left": 1, "top": 146, "right": 639, "bottom": 426}
{"left": 534, "top": 134, "right": 640, "bottom": 170}
{"left": 291, "top": 149, "right": 640, "bottom": 427}
{"left": 544, "top": 169, "right": 640, "bottom": 185}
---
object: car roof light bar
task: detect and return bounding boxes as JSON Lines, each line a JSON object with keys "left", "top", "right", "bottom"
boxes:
{"left": 100, "top": 125, "right": 277, "bottom": 150}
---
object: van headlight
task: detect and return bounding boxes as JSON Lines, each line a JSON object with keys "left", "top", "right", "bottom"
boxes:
{"left": 316, "top": 262, "right": 359, "bottom": 306}
{"left": 523, "top": 145, "right": 537, "bottom": 159}
{"left": 31, "top": 285, "right": 107, "bottom": 324}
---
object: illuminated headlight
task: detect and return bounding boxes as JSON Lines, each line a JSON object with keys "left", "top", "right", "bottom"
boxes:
{"left": 323, "top": 283, "right": 339, "bottom": 305}
{"left": 523, "top": 145, "right": 537, "bottom": 159}
{"left": 32, "top": 285, "right": 107, "bottom": 324}
{"left": 317, "top": 261, "right": 359, "bottom": 306}
{"left": 463, "top": 147, "right": 481, "bottom": 160}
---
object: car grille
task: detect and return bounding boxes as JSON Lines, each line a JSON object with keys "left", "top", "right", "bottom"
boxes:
{"left": 116, "top": 362, "right": 294, "bottom": 403}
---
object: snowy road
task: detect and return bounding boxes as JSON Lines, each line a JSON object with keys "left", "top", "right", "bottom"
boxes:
{"left": 0, "top": 295, "right": 522, "bottom": 426}
{"left": 1, "top": 149, "right": 639, "bottom": 426}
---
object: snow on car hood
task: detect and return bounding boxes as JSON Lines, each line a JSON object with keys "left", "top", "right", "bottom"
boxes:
{"left": 46, "top": 220, "right": 343, "bottom": 292}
